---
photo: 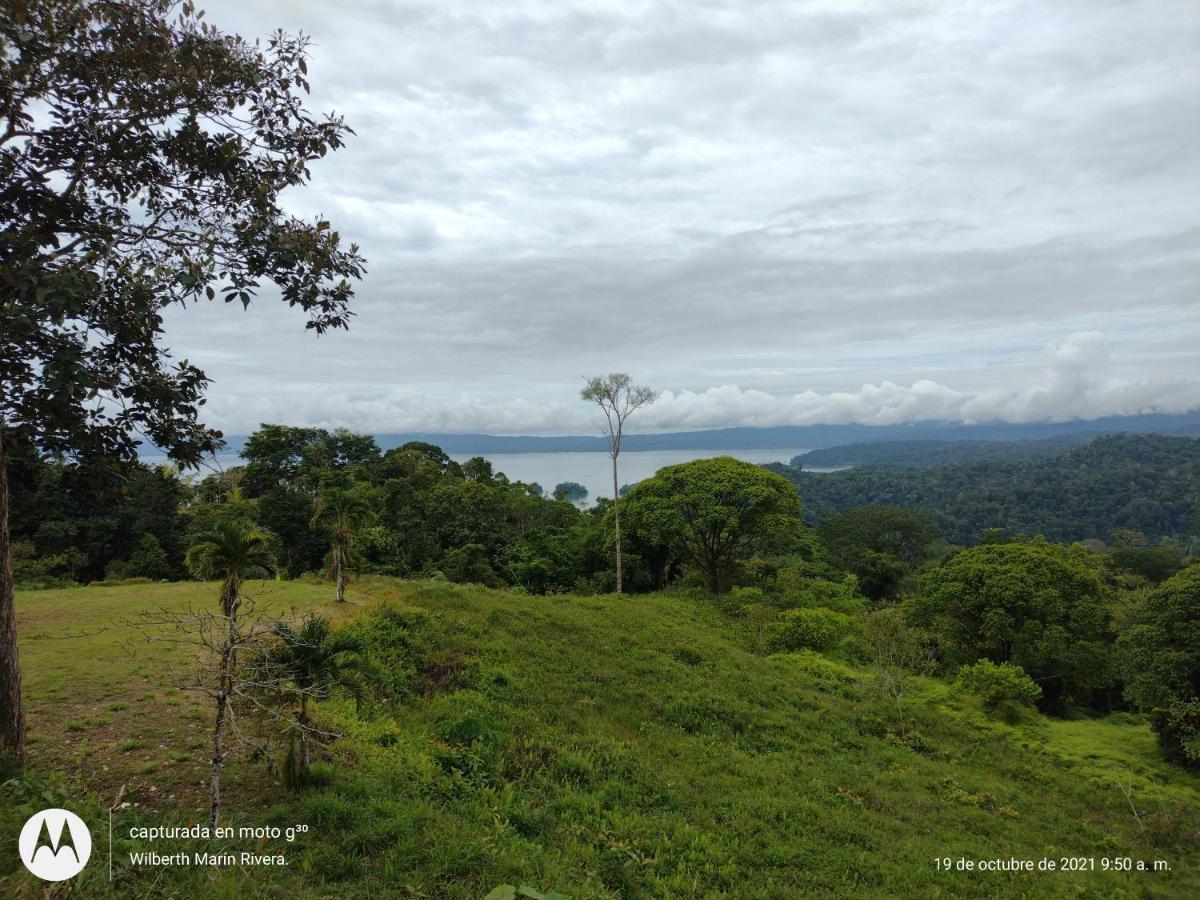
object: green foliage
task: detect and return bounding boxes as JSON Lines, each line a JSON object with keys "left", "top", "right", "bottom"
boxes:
{"left": 1, "top": 1, "right": 364, "bottom": 472}
{"left": 775, "top": 571, "right": 864, "bottom": 611}
{"left": 268, "top": 615, "right": 365, "bottom": 706}
{"left": 1107, "top": 544, "right": 1186, "bottom": 583}
{"left": 107, "top": 532, "right": 172, "bottom": 581}
{"left": 552, "top": 481, "right": 588, "bottom": 502}
{"left": 1151, "top": 699, "right": 1200, "bottom": 768}
{"left": 955, "top": 660, "right": 1042, "bottom": 711}
{"left": 795, "top": 435, "right": 1095, "bottom": 468}
{"left": 775, "top": 434, "right": 1200, "bottom": 545}
{"left": 764, "top": 607, "right": 853, "bottom": 653}
{"left": 856, "top": 606, "right": 937, "bottom": 674}
{"left": 622, "top": 456, "right": 802, "bottom": 593}
{"left": 338, "top": 602, "right": 434, "bottom": 700}
{"left": 485, "top": 885, "right": 569, "bottom": 900}
{"left": 912, "top": 541, "right": 1112, "bottom": 711}
{"left": 1116, "top": 565, "right": 1200, "bottom": 765}
{"left": 818, "top": 505, "right": 938, "bottom": 568}
{"left": 185, "top": 520, "right": 275, "bottom": 583}
{"left": 17, "top": 577, "right": 1200, "bottom": 897}
{"left": 853, "top": 550, "right": 908, "bottom": 603}
{"left": 442, "top": 543, "right": 501, "bottom": 587}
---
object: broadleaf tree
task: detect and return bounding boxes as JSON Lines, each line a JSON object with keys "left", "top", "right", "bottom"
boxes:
{"left": 0, "top": 0, "right": 365, "bottom": 761}
{"left": 622, "top": 456, "right": 802, "bottom": 594}
{"left": 580, "top": 373, "right": 656, "bottom": 593}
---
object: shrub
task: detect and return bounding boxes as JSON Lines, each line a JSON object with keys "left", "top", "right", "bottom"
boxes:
{"left": 856, "top": 606, "right": 937, "bottom": 674}
{"left": 1149, "top": 698, "right": 1200, "bottom": 769}
{"left": 778, "top": 577, "right": 865, "bottom": 614}
{"left": 764, "top": 607, "right": 852, "bottom": 653}
{"left": 955, "top": 660, "right": 1042, "bottom": 711}
{"left": 716, "top": 586, "right": 763, "bottom": 617}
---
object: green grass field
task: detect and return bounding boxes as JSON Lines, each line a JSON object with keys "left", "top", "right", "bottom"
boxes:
{"left": 7, "top": 578, "right": 1200, "bottom": 897}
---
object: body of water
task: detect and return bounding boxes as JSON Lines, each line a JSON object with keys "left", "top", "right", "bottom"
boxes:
{"left": 139, "top": 447, "right": 827, "bottom": 503}
{"left": 449, "top": 448, "right": 814, "bottom": 502}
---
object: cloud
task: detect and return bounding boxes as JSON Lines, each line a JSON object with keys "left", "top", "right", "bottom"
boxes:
{"left": 199, "top": 333, "right": 1198, "bottom": 435}
{"left": 164, "top": 0, "right": 1199, "bottom": 434}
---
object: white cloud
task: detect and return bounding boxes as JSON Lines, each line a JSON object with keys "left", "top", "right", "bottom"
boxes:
{"left": 200, "top": 333, "right": 1198, "bottom": 435}
{"left": 164, "top": 0, "right": 1199, "bottom": 434}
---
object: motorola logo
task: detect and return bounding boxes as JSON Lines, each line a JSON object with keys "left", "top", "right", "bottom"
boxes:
{"left": 18, "top": 808, "right": 92, "bottom": 882}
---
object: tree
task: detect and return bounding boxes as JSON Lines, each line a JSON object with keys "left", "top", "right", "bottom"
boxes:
{"left": 0, "top": 0, "right": 363, "bottom": 762}
{"left": 581, "top": 374, "right": 657, "bottom": 594}
{"left": 622, "top": 457, "right": 801, "bottom": 593}
{"left": 817, "top": 506, "right": 937, "bottom": 570}
{"left": 184, "top": 520, "right": 276, "bottom": 825}
{"left": 1116, "top": 565, "right": 1200, "bottom": 765}
{"left": 553, "top": 481, "right": 588, "bottom": 504}
{"left": 910, "top": 541, "right": 1112, "bottom": 710}
{"left": 267, "top": 614, "right": 363, "bottom": 776}
{"left": 311, "top": 485, "right": 374, "bottom": 602}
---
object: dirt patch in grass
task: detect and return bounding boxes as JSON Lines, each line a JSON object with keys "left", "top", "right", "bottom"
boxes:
{"left": 17, "top": 580, "right": 370, "bottom": 817}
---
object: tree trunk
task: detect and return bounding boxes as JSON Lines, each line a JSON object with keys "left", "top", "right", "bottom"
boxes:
{"left": 209, "top": 687, "right": 226, "bottom": 828}
{"left": 299, "top": 696, "right": 310, "bottom": 769}
{"left": 612, "top": 454, "right": 622, "bottom": 594}
{"left": 0, "top": 430, "right": 25, "bottom": 764}
{"left": 335, "top": 547, "right": 345, "bottom": 603}
{"left": 209, "top": 580, "right": 239, "bottom": 827}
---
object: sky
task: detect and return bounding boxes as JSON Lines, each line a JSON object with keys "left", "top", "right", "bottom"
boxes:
{"left": 167, "top": 0, "right": 1200, "bottom": 436}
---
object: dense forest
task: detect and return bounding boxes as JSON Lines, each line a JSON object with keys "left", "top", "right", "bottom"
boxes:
{"left": 769, "top": 434, "right": 1200, "bottom": 547}
{"left": 12, "top": 430, "right": 1197, "bottom": 594}
{"left": 793, "top": 434, "right": 1094, "bottom": 468}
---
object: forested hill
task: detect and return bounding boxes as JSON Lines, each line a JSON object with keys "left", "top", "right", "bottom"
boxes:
{"left": 792, "top": 434, "right": 1093, "bottom": 468}
{"left": 768, "top": 434, "right": 1200, "bottom": 545}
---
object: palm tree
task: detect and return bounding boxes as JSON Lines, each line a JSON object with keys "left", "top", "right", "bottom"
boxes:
{"left": 268, "top": 614, "right": 364, "bottom": 779}
{"left": 185, "top": 520, "right": 275, "bottom": 617}
{"left": 311, "top": 485, "right": 374, "bottom": 602}
{"left": 184, "top": 520, "right": 275, "bottom": 826}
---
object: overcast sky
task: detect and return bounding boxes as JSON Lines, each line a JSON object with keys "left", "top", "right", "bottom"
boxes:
{"left": 168, "top": 0, "right": 1200, "bottom": 436}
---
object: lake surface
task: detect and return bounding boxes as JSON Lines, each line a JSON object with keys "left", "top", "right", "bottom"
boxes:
{"left": 139, "top": 447, "right": 826, "bottom": 503}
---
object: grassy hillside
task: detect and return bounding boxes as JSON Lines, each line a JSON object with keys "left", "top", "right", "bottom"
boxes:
{"left": 7, "top": 578, "right": 1200, "bottom": 898}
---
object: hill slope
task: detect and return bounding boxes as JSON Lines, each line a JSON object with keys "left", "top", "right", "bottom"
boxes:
{"left": 772, "top": 434, "right": 1200, "bottom": 545}
{"left": 792, "top": 434, "right": 1094, "bottom": 468}
{"left": 7, "top": 578, "right": 1200, "bottom": 897}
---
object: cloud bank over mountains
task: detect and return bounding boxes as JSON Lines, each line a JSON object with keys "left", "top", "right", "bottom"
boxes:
{"left": 201, "top": 333, "right": 1198, "bottom": 436}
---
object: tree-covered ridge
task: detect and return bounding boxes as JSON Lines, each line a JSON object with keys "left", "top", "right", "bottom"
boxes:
{"left": 769, "top": 434, "right": 1200, "bottom": 546}
{"left": 792, "top": 434, "right": 1094, "bottom": 469}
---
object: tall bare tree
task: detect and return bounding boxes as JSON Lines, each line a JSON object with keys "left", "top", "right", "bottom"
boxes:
{"left": 581, "top": 374, "right": 657, "bottom": 593}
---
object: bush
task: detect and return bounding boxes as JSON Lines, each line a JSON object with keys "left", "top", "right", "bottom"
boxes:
{"left": 856, "top": 606, "right": 936, "bottom": 674}
{"left": 715, "top": 586, "right": 763, "bottom": 617}
{"left": 764, "top": 607, "right": 852, "bottom": 653}
{"left": 777, "top": 577, "right": 865, "bottom": 614}
{"left": 955, "top": 660, "right": 1042, "bottom": 711}
{"left": 1149, "top": 698, "right": 1200, "bottom": 769}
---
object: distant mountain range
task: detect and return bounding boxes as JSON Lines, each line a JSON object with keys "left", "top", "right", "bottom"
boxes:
{"left": 215, "top": 410, "right": 1200, "bottom": 456}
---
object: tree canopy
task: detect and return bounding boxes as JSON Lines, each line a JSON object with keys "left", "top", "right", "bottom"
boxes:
{"left": 0, "top": 0, "right": 364, "bottom": 761}
{"left": 911, "top": 541, "right": 1113, "bottom": 710}
{"left": 622, "top": 456, "right": 802, "bottom": 593}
